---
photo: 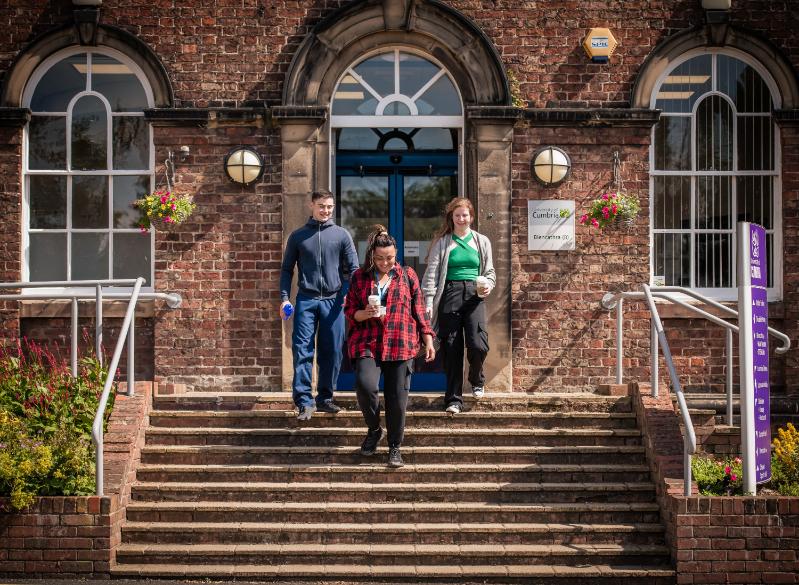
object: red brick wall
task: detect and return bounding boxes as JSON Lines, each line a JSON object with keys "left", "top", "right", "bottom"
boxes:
{"left": 0, "top": 1, "right": 797, "bottom": 392}
{"left": 0, "top": 127, "right": 21, "bottom": 345}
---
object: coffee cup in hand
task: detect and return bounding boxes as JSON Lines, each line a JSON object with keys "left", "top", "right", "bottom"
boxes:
{"left": 475, "top": 276, "right": 489, "bottom": 298}
{"left": 368, "top": 295, "right": 382, "bottom": 316}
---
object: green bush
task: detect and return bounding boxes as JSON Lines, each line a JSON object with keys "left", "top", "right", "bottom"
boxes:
{"left": 0, "top": 340, "right": 113, "bottom": 510}
{"left": 691, "top": 455, "right": 743, "bottom": 495}
{"left": 772, "top": 423, "right": 799, "bottom": 496}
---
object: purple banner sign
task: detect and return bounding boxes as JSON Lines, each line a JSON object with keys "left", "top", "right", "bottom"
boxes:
{"left": 749, "top": 224, "right": 771, "bottom": 483}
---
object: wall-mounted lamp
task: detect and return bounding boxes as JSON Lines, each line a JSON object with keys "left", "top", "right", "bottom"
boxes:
{"left": 224, "top": 147, "right": 264, "bottom": 186}
{"left": 582, "top": 28, "right": 618, "bottom": 64}
{"left": 701, "top": 0, "right": 731, "bottom": 45}
{"left": 532, "top": 146, "right": 571, "bottom": 186}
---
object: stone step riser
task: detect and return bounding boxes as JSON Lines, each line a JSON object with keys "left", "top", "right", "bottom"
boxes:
{"left": 140, "top": 451, "right": 647, "bottom": 466}
{"left": 134, "top": 469, "right": 653, "bottom": 484}
{"left": 147, "top": 415, "right": 637, "bottom": 430}
{"left": 153, "top": 398, "right": 633, "bottom": 415}
{"left": 125, "top": 509, "right": 662, "bottom": 525}
{"left": 144, "top": 434, "right": 641, "bottom": 448}
{"left": 130, "top": 488, "right": 656, "bottom": 504}
{"left": 115, "top": 550, "right": 671, "bottom": 566}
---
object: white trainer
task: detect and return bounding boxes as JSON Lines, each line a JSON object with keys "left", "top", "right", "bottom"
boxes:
{"left": 445, "top": 403, "right": 461, "bottom": 414}
{"left": 472, "top": 386, "right": 485, "bottom": 399}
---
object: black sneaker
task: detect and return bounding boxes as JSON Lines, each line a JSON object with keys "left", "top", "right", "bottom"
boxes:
{"left": 387, "top": 446, "right": 404, "bottom": 468}
{"left": 360, "top": 427, "right": 383, "bottom": 456}
{"left": 316, "top": 400, "right": 342, "bottom": 414}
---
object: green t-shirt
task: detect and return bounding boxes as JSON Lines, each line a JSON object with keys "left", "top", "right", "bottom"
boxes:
{"left": 446, "top": 232, "right": 479, "bottom": 281}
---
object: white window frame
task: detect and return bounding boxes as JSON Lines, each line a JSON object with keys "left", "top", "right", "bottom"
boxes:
{"left": 328, "top": 46, "right": 465, "bottom": 195}
{"left": 21, "top": 46, "right": 156, "bottom": 295}
{"left": 649, "top": 47, "right": 783, "bottom": 302}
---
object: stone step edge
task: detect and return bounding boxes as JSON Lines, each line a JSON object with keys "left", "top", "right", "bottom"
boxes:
{"left": 141, "top": 444, "right": 647, "bottom": 454}
{"left": 145, "top": 427, "right": 642, "bottom": 436}
{"left": 121, "top": 522, "right": 665, "bottom": 534}
{"left": 132, "top": 481, "right": 656, "bottom": 492}
{"left": 125, "top": 501, "right": 661, "bottom": 512}
{"left": 110, "top": 562, "right": 675, "bottom": 578}
{"left": 150, "top": 410, "right": 635, "bottom": 419}
{"left": 155, "top": 391, "right": 613, "bottom": 401}
{"left": 135, "top": 463, "right": 651, "bottom": 473}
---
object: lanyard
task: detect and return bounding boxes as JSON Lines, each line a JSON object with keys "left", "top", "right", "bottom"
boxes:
{"left": 374, "top": 270, "right": 393, "bottom": 302}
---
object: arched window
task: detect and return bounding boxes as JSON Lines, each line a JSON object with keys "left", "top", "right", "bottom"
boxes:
{"left": 22, "top": 48, "right": 154, "bottom": 286}
{"left": 649, "top": 50, "right": 781, "bottom": 299}
{"left": 331, "top": 48, "right": 463, "bottom": 127}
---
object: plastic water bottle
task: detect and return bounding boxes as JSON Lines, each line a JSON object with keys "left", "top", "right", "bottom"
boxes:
{"left": 282, "top": 303, "right": 293, "bottom": 320}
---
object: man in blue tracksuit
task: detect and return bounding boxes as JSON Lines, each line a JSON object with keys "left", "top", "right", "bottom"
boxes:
{"left": 280, "top": 190, "right": 360, "bottom": 420}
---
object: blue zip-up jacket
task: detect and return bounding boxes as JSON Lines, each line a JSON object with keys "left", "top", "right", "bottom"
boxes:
{"left": 280, "top": 218, "right": 360, "bottom": 302}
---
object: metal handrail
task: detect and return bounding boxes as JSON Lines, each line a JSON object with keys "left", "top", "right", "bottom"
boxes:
{"left": 91, "top": 277, "right": 143, "bottom": 497}
{"left": 642, "top": 285, "right": 696, "bottom": 496}
{"left": 0, "top": 278, "right": 182, "bottom": 496}
{"left": 602, "top": 285, "right": 792, "bottom": 496}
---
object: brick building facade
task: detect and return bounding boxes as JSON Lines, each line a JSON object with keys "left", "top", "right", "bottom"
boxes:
{"left": 0, "top": 0, "right": 797, "bottom": 397}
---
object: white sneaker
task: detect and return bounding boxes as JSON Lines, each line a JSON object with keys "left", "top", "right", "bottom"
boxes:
{"left": 472, "top": 386, "right": 485, "bottom": 399}
{"left": 445, "top": 403, "right": 461, "bottom": 414}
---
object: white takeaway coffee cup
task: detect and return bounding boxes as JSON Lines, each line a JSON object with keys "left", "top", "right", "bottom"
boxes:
{"left": 476, "top": 276, "right": 489, "bottom": 298}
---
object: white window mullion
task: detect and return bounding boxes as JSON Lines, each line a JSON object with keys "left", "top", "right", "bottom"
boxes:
{"left": 66, "top": 175, "right": 72, "bottom": 280}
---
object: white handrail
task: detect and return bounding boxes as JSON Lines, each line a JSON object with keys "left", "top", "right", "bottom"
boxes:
{"left": 91, "top": 277, "right": 144, "bottom": 497}
{"left": 0, "top": 278, "right": 182, "bottom": 496}
{"left": 642, "top": 285, "right": 696, "bottom": 496}
{"left": 602, "top": 285, "right": 792, "bottom": 495}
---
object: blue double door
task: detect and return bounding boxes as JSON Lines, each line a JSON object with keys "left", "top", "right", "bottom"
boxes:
{"left": 335, "top": 151, "right": 458, "bottom": 391}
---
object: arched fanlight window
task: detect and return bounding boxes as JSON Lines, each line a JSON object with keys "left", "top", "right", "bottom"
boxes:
{"left": 331, "top": 49, "right": 463, "bottom": 128}
{"left": 23, "top": 48, "right": 154, "bottom": 286}
{"left": 649, "top": 50, "right": 781, "bottom": 299}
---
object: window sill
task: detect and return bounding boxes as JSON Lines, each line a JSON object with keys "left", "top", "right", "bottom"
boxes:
{"left": 20, "top": 299, "right": 155, "bottom": 319}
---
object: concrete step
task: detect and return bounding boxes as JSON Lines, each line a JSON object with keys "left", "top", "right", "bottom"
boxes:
{"left": 144, "top": 426, "right": 643, "bottom": 448}
{"left": 110, "top": 561, "right": 676, "bottom": 584}
{"left": 154, "top": 391, "right": 633, "bottom": 414}
{"left": 115, "top": 540, "right": 671, "bottom": 563}
{"left": 131, "top": 481, "right": 657, "bottom": 504}
{"left": 134, "top": 462, "right": 653, "bottom": 484}
{"left": 125, "top": 500, "right": 663, "bottom": 525}
{"left": 140, "top": 444, "right": 648, "bottom": 466}
{"left": 148, "top": 409, "right": 638, "bottom": 430}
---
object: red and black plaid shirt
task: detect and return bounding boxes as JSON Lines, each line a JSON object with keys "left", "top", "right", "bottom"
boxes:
{"left": 345, "top": 264, "right": 435, "bottom": 362}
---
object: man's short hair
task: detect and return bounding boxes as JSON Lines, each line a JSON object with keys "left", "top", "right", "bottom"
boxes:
{"left": 311, "top": 189, "right": 335, "bottom": 203}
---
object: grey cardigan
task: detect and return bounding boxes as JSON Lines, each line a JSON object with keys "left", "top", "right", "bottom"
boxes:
{"left": 421, "top": 231, "right": 496, "bottom": 332}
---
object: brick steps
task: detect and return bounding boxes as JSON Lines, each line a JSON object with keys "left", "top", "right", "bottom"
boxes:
{"left": 134, "top": 462, "right": 653, "bottom": 484}
{"left": 115, "top": 391, "right": 673, "bottom": 583}
{"left": 141, "top": 444, "right": 647, "bottom": 465}
{"left": 149, "top": 409, "right": 637, "bottom": 429}
{"left": 115, "top": 541, "right": 671, "bottom": 563}
{"left": 125, "top": 501, "right": 663, "bottom": 524}
{"left": 154, "top": 391, "right": 633, "bottom": 413}
{"left": 145, "top": 426, "right": 643, "bottom": 447}
{"left": 111, "top": 562, "right": 675, "bottom": 584}
{"left": 131, "top": 481, "right": 657, "bottom": 503}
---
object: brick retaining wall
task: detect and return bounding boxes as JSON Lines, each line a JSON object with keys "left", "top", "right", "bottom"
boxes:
{"left": 0, "top": 383, "right": 152, "bottom": 577}
{"left": 632, "top": 382, "right": 799, "bottom": 583}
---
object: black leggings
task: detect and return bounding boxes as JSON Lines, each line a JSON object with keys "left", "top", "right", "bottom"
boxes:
{"left": 354, "top": 357, "right": 412, "bottom": 447}
{"left": 438, "top": 280, "right": 489, "bottom": 407}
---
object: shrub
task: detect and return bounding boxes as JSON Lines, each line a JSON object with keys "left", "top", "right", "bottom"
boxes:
{"left": 691, "top": 455, "right": 743, "bottom": 495}
{"left": 772, "top": 423, "right": 799, "bottom": 496}
{"left": 0, "top": 340, "right": 113, "bottom": 510}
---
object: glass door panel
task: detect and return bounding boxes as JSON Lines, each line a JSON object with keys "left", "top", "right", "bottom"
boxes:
{"left": 402, "top": 175, "right": 454, "bottom": 275}
{"left": 338, "top": 175, "right": 389, "bottom": 264}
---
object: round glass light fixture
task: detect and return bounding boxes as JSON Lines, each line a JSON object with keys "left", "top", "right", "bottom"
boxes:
{"left": 532, "top": 146, "right": 571, "bottom": 186}
{"left": 224, "top": 147, "right": 264, "bottom": 186}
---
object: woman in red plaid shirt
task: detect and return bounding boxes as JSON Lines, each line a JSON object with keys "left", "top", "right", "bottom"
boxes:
{"left": 344, "top": 226, "right": 436, "bottom": 468}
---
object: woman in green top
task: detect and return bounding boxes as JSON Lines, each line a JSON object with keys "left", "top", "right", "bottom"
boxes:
{"left": 422, "top": 197, "right": 496, "bottom": 413}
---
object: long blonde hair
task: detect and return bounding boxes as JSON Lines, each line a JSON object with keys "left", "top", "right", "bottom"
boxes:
{"left": 363, "top": 224, "right": 397, "bottom": 273}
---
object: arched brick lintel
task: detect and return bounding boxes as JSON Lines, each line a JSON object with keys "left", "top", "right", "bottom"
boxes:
{"left": 0, "top": 23, "right": 174, "bottom": 108}
{"left": 282, "top": 0, "right": 510, "bottom": 107}
{"left": 632, "top": 25, "right": 799, "bottom": 110}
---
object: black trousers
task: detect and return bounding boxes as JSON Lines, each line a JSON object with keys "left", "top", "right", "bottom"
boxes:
{"left": 354, "top": 357, "right": 412, "bottom": 447}
{"left": 438, "top": 280, "right": 489, "bottom": 407}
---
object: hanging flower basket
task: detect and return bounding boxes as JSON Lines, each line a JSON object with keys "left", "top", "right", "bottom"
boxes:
{"left": 135, "top": 189, "right": 196, "bottom": 233}
{"left": 578, "top": 191, "right": 640, "bottom": 230}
